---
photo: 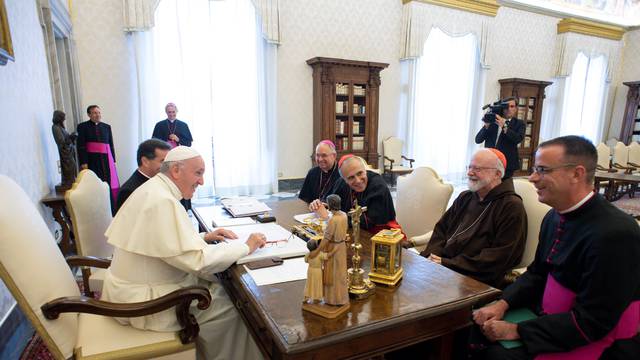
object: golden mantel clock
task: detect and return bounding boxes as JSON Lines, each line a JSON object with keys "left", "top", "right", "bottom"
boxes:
{"left": 368, "top": 228, "right": 404, "bottom": 287}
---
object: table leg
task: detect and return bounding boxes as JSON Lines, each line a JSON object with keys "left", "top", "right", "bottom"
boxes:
{"left": 431, "top": 332, "right": 453, "bottom": 360}
{"left": 47, "top": 203, "right": 75, "bottom": 256}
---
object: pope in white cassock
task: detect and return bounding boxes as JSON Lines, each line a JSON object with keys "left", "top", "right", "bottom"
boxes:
{"left": 101, "top": 146, "right": 267, "bottom": 359}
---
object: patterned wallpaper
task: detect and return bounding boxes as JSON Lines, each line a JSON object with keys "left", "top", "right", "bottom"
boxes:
{"left": 72, "top": 0, "right": 140, "bottom": 180}
{"left": 0, "top": 0, "right": 58, "bottom": 325}
{"left": 277, "top": 0, "right": 403, "bottom": 177}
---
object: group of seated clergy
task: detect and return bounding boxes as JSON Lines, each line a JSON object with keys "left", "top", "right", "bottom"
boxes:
{"left": 99, "top": 134, "right": 639, "bottom": 359}
{"left": 299, "top": 137, "right": 640, "bottom": 359}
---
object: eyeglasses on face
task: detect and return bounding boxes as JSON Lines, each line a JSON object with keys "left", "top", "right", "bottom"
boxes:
{"left": 530, "top": 164, "right": 577, "bottom": 176}
{"left": 467, "top": 165, "right": 497, "bottom": 172}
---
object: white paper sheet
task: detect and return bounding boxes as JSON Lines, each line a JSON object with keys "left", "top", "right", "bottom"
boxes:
{"left": 219, "top": 223, "right": 309, "bottom": 264}
{"left": 244, "top": 257, "right": 308, "bottom": 286}
{"left": 196, "top": 205, "right": 256, "bottom": 227}
{"left": 293, "top": 212, "right": 331, "bottom": 223}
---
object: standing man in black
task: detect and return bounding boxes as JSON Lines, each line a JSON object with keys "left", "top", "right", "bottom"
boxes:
{"left": 115, "top": 139, "right": 171, "bottom": 213}
{"left": 77, "top": 105, "right": 119, "bottom": 213}
{"left": 152, "top": 102, "right": 193, "bottom": 209}
{"left": 152, "top": 103, "right": 193, "bottom": 148}
{"left": 475, "top": 97, "right": 524, "bottom": 179}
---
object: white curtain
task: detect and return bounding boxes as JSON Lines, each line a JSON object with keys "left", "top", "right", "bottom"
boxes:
{"left": 540, "top": 52, "right": 608, "bottom": 144}
{"left": 401, "top": 27, "right": 482, "bottom": 182}
{"left": 131, "top": 0, "right": 278, "bottom": 197}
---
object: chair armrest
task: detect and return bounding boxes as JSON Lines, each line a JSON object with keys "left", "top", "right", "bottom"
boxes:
{"left": 628, "top": 162, "right": 640, "bottom": 168}
{"left": 41, "top": 285, "right": 211, "bottom": 344}
{"left": 383, "top": 156, "right": 394, "bottom": 170}
{"left": 66, "top": 255, "right": 111, "bottom": 269}
{"left": 401, "top": 156, "right": 415, "bottom": 168}
{"left": 410, "top": 231, "right": 433, "bottom": 247}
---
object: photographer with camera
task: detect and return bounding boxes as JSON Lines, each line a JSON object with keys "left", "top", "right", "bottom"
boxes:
{"left": 475, "top": 97, "right": 525, "bottom": 179}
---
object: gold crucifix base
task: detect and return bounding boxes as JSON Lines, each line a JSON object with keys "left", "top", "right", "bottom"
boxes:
{"left": 348, "top": 268, "right": 376, "bottom": 299}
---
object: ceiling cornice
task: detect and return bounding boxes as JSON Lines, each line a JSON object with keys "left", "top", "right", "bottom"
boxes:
{"left": 403, "top": 0, "right": 500, "bottom": 17}
{"left": 557, "top": 18, "right": 625, "bottom": 41}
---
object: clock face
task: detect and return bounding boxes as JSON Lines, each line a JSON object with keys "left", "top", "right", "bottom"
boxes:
{"left": 374, "top": 243, "right": 391, "bottom": 274}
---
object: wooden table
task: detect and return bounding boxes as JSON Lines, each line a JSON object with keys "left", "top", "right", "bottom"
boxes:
{"left": 41, "top": 191, "right": 75, "bottom": 256}
{"left": 194, "top": 199, "right": 500, "bottom": 359}
{"left": 594, "top": 171, "right": 640, "bottom": 202}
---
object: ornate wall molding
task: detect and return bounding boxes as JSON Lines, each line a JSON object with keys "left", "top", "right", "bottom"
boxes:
{"left": 402, "top": 0, "right": 499, "bottom": 17}
{"left": 557, "top": 18, "right": 625, "bottom": 41}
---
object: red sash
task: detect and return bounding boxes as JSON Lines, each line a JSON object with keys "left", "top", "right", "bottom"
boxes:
{"left": 86, "top": 142, "right": 120, "bottom": 202}
{"left": 535, "top": 273, "right": 640, "bottom": 360}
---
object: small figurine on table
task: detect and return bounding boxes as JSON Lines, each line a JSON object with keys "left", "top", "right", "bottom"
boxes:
{"left": 303, "top": 239, "right": 323, "bottom": 304}
{"left": 52, "top": 110, "right": 78, "bottom": 192}
{"left": 302, "top": 194, "right": 350, "bottom": 318}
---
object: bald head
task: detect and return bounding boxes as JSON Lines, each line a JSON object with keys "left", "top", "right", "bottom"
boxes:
{"left": 315, "top": 141, "right": 337, "bottom": 172}
{"left": 339, "top": 155, "right": 368, "bottom": 192}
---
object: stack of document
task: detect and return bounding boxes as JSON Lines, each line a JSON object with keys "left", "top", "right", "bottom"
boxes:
{"left": 221, "top": 197, "right": 271, "bottom": 217}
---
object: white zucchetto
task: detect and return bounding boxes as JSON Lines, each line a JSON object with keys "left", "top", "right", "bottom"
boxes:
{"left": 163, "top": 145, "right": 201, "bottom": 162}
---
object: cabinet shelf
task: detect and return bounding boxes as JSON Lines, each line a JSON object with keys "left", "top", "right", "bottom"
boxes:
{"left": 499, "top": 78, "right": 552, "bottom": 176}
{"left": 308, "top": 57, "right": 388, "bottom": 164}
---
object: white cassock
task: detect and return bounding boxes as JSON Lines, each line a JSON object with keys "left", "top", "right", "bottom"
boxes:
{"left": 101, "top": 173, "right": 262, "bottom": 360}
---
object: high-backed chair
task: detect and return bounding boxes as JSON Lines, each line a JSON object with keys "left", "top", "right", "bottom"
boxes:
{"left": 0, "top": 175, "right": 209, "bottom": 360}
{"left": 628, "top": 141, "right": 640, "bottom": 168}
{"left": 596, "top": 142, "right": 614, "bottom": 172}
{"left": 612, "top": 141, "right": 635, "bottom": 174}
{"left": 382, "top": 136, "right": 415, "bottom": 185}
{"left": 65, "top": 170, "right": 114, "bottom": 295}
{"left": 397, "top": 167, "right": 453, "bottom": 253}
{"left": 505, "top": 179, "right": 551, "bottom": 282}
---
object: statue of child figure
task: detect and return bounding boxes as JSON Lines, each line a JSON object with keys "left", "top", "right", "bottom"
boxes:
{"left": 303, "top": 239, "right": 323, "bottom": 304}
{"left": 319, "top": 194, "right": 349, "bottom": 306}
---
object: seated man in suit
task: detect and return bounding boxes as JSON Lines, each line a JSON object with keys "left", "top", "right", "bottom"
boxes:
{"left": 310, "top": 154, "right": 399, "bottom": 232}
{"left": 115, "top": 139, "right": 171, "bottom": 213}
{"left": 419, "top": 149, "right": 527, "bottom": 288}
{"left": 473, "top": 136, "right": 640, "bottom": 359}
{"left": 475, "top": 97, "right": 525, "bottom": 179}
{"left": 299, "top": 140, "right": 340, "bottom": 203}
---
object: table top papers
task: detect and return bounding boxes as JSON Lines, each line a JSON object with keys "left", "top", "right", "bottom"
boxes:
{"left": 220, "top": 197, "right": 272, "bottom": 217}
{"left": 220, "top": 223, "right": 309, "bottom": 264}
{"left": 244, "top": 257, "right": 308, "bottom": 286}
{"left": 196, "top": 205, "right": 256, "bottom": 227}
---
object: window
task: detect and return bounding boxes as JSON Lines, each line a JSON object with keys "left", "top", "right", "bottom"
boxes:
{"left": 136, "top": 0, "right": 277, "bottom": 197}
{"left": 402, "top": 27, "right": 481, "bottom": 180}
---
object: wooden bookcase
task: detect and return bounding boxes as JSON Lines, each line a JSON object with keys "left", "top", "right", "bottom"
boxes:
{"left": 499, "top": 78, "right": 552, "bottom": 177}
{"left": 307, "top": 57, "right": 388, "bottom": 167}
{"left": 619, "top": 81, "right": 640, "bottom": 144}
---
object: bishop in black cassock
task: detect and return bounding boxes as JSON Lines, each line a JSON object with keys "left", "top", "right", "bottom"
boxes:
{"left": 299, "top": 140, "right": 340, "bottom": 203}
{"left": 152, "top": 103, "right": 193, "bottom": 148}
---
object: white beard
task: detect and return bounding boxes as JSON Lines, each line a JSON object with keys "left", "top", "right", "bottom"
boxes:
{"left": 468, "top": 178, "right": 490, "bottom": 192}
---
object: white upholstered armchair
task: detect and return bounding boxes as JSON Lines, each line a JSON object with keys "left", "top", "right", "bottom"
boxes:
{"left": 396, "top": 167, "right": 453, "bottom": 253}
{"left": 505, "top": 179, "right": 551, "bottom": 282}
{"left": 0, "top": 175, "right": 210, "bottom": 360}
{"left": 65, "top": 169, "right": 114, "bottom": 295}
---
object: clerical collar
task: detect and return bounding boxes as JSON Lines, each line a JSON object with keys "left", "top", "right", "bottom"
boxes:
{"left": 168, "top": 119, "right": 176, "bottom": 123}
{"left": 559, "top": 191, "right": 594, "bottom": 214}
{"left": 137, "top": 169, "right": 151, "bottom": 179}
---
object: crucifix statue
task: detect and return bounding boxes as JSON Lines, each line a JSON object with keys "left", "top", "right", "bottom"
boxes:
{"left": 347, "top": 200, "right": 375, "bottom": 299}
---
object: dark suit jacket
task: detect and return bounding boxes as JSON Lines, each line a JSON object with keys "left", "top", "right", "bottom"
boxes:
{"left": 474, "top": 118, "right": 525, "bottom": 172}
{"left": 152, "top": 119, "right": 193, "bottom": 147}
{"left": 115, "top": 170, "right": 149, "bottom": 213}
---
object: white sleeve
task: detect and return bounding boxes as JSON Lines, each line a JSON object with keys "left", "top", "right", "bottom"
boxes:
{"left": 163, "top": 241, "right": 249, "bottom": 281}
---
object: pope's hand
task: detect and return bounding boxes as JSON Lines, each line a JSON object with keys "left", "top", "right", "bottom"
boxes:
{"left": 246, "top": 233, "right": 267, "bottom": 254}
{"left": 205, "top": 228, "right": 238, "bottom": 243}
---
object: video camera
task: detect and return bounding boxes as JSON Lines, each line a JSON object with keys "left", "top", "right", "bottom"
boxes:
{"left": 482, "top": 100, "right": 510, "bottom": 124}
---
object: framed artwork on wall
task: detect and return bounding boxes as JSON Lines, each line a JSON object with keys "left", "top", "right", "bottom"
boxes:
{"left": 0, "top": 0, "right": 14, "bottom": 66}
